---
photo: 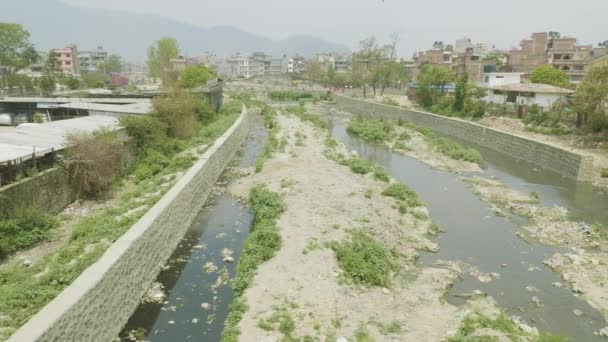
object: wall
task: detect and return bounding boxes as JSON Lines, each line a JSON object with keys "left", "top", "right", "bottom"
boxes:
{"left": 0, "top": 168, "right": 78, "bottom": 219}
{"left": 335, "top": 95, "right": 595, "bottom": 182}
{"left": 9, "top": 107, "right": 250, "bottom": 342}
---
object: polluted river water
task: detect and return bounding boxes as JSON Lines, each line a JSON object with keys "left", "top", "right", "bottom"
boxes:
{"left": 325, "top": 105, "right": 608, "bottom": 341}
{"left": 119, "top": 115, "right": 268, "bottom": 341}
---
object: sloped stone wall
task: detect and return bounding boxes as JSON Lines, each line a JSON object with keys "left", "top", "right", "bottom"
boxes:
{"left": 335, "top": 95, "right": 594, "bottom": 182}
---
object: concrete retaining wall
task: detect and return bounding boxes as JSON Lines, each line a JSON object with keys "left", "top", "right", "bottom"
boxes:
{"left": 9, "top": 107, "right": 250, "bottom": 342}
{"left": 335, "top": 95, "right": 595, "bottom": 182}
{"left": 0, "top": 168, "right": 78, "bottom": 219}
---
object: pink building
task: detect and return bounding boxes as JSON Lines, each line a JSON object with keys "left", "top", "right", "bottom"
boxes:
{"left": 53, "top": 44, "right": 80, "bottom": 75}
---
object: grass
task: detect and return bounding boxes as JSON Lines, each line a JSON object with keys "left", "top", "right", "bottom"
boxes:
{"left": 382, "top": 183, "right": 424, "bottom": 213}
{"left": 222, "top": 186, "right": 285, "bottom": 341}
{"left": 331, "top": 231, "right": 398, "bottom": 288}
{"left": 0, "top": 101, "right": 243, "bottom": 340}
{"left": 355, "top": 324, "right": 375, "bottom": 342}
{"left": 255, "top": 106, "right": 280, "bottom": 173}
{"left": 447, "top": 313, "right": 570, "bottom": 342}
{"left": 378, "top": 320, "right": 401, "bottom": 335}
{"left": 286, "top": 105, "right": 327, "bottom": 129}
{"left": 269, "top": 91, "right": 314, "bottom": 101}
{"left": 0, "top": 209, "right": 58, "bottom": 259}
{"left": 591, "top": 223, "right": 608, "bottom": 241}
{"left": 347, "top": 117, "right": 394, "bottom": 143}
{"left": 347, "top": 116, "right": 482, "bottom": 164}
{"left": 601, "top": 168, "right": 608, "bottom": 178}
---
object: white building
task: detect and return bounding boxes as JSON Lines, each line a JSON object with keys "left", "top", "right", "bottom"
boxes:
{"left": 78, "top": 47, "right": 108, "bottom": 73}
{"left": 482, "top": 72, "right": 524, "bottom": 87}
{"left": 482, "top": 83, "right": 573, "bottom": 109}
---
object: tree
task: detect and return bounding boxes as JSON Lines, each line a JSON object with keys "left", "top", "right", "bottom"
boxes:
{"left": 178, "top": 65, "right": 216, "bottom": 88}
{"left": 530, "top": 65, "right": 570, "bottom": 88}
{"left": 0, "top": 23, "right": 36, "bottom": 86}
{"left": 453, "top": 73, "right": 469, "bottom": 112}
{"left": 104, "top": 54, "right": 123, "bottom": 73}
{"left": 61, "top": 75, "right": 80, "bottom": 90}
{"left": 574, "top": 62, "right": 608, "bottom": 130}
{"left": 39, "top": 50, "right": 62, "bottom": 93}
{"left": 147, "top": 37, "right": 179, "bottom": 84}
{"left": 352, "top": 37, "right": 381, "bottom": 98}
{"left": 82, "top": 72, "right": 109, "bottom": 88}
{"left": 416, "top": 65, "right": 455, "bottom": 107}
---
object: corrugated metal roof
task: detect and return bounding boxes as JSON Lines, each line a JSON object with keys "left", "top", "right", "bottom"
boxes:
{"left": 0, "top": 116, "right": 120, "bottom": 164}
{"left": 56, "top": 101, "right": 152, "bottom": 114}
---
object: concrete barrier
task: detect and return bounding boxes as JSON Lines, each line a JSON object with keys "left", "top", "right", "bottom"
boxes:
{"left": 9, "top": 106, "right": 250, "bottom": 341}
{"left": 334, "top": 95, "right": 595, "bottom": 182}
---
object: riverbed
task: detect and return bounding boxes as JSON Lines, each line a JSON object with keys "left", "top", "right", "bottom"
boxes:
{"left": 324, "top": 105, "right": 608, "bottom": 340}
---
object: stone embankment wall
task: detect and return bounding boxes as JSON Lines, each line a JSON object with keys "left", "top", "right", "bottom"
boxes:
{"left": 0, "top": 168, "right": 78, "bottom": 219}
{"left": 335, "top": 95, "right": 595, "bottom": 182}
{"left": 9, "top": 107, "right": 250, "bottom": 342}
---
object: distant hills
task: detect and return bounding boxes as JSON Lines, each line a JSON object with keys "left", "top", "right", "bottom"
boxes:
{"left": 1, "top": 0, "right": 350, "bottom": 61}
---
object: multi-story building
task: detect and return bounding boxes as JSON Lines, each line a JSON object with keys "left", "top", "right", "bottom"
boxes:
{"left": 269, "top": 55, "right": 288, "bottom": 75}
{"left": 53, "top": 44, "right": 80, "bottom": 75}
{"left": 508, "top": 32, "right": 607, "bottom": 83}
{"left": 288, "top": 56, "right": 306, "bottom": 74}
{"left": 547, "top": 37, "right": 593, "bottom": 83}
{"left": 78, "top": 46, "right": 107, "bottom": 73}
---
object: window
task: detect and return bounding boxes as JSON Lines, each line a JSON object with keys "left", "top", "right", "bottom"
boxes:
{"left": 495, "top": 75, "right": 504, "bottom": 79}
{"left": 493, "top": 90, "right": 504, "bottom": 95}
{"left": 484, "top": 76, "right": 489, "bottom": 82}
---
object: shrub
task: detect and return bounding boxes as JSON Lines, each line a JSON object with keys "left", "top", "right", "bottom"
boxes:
{"left": 153, "top": 89, "right": 212, "bottom": 138}
{"left": 601, "top": 168, "right": 608, "bottom": 178}
{"left": 382, "top": 183, "right": 423, "bottom": 210}
{"left": 332, "top": 231, "right": 398, "bottom": 287}
{"left": 66, "top": 129, "right": 128, "bottom": 196}
{"left": 0, "top": 209, "right": 58, "bottom": 258}
{"left": 349, "top": 158, "right": 375, "bottom": 174}
{"left": 347, "top": 117, "right": 394, "bottom": 142}
{"left": 269, "top": 91, "right": 313, "bottom": 101}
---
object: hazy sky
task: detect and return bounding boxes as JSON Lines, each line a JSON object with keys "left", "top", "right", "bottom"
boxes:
{"left": 61, "top": 0, "right": 607, "bottom": 56}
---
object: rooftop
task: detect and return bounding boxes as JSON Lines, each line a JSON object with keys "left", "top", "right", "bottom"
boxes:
{"left": 0, "top": 116, "right": 120, "bottom": 164}
{"left": 481, "top": 83, "right": 574, "bottom": 94}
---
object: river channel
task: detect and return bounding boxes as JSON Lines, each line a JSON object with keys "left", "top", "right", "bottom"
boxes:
{"left": 324, "top": 105, "right": 608, "bottom": 341}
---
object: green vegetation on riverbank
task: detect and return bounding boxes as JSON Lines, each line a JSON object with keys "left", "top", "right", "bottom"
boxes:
{"left": 269, "top": 91, "right": 314, "bottom": 101}
{"left": 448, "top": 313, "right": 569, "bottom": 342}
{"left": 0, "top": 97, "right": 243, "bottom": 340}
{"left": 331, "top": 231, "right": 398, "bottom": 287}
{"left": 222, "top": 186, "right": 286, "bottom": 342}
{"left": 347, "top": 116, "right": 482, "bottom": 164}
{"left": 256, "top": 106, "right": 280, "bottom": 173}
{"left": 0, "top": 210, "right": 58, "bottom": 259}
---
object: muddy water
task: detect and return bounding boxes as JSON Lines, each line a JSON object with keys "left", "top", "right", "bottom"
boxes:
{"left": 326, "top": 109, "right": 608, "bottom": 341}
{"left": 119, "top": 116, "right": 267, "bottom": 341}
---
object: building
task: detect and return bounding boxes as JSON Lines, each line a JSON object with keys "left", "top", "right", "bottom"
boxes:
{"left": 78, "top": 47, "right": 108, "bottom": 73}
{"left": 269, "top": 56, "right": 288, "bottom": 75}
{"left": 192, "top": 78, "right": 225, "bottom": 112}
{"left": 226, "top": 53, "right": 255, "bottom": 79}
{"left": 288, "top": 56, "right": 306, "bottom": 74}
{"left": 508, "top": 32, "right": 549, "bottom": 74}
{"left": 53, "top": 45, "right": 80, "bottom": 75}
{"left": 482, "top": 72, "right": 524, "bottom": 86}
{"left": 451, "top": 48, "right": 497, "bottom": 82}
{"left": 508, "top": 32, "right": 608, "bottom": 83}
{"left": 481, "top": 83, "right": 572, "bottom": 109}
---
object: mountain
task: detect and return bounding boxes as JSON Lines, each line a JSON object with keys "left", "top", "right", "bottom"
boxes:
{"left": 0, "top": 0, "right": 350, "bottom": 61}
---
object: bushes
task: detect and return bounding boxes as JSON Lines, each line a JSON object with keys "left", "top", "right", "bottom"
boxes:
{"left": 269, "top": 91, "right": 313, "bottom": 101}
{"left": 153, "top": 89, "right": 214, "bottom": 138}
{"left": 331, "top": 231, "right": 398, "bottom": 287}
{"left": 0, "top": 209, "right": 58, "bottom": 259}
{"left": 347, "top": 117, "right": 394, "bottom": 142}
{"left": 223, "top": 186, "right": 285, "bottom": 341}
{"left": 66, "top": 129, "right": 128, "bottom": 197}
{"left": 601, "top": 168, "right": 608, "bottom": 178}
{"left": 382, "top": 183, "right": 423, "bottom": 212}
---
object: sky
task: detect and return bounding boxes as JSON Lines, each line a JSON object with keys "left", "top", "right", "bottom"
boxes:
{"left": 61, "top": 0, "right": 607, "bottom": 56}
